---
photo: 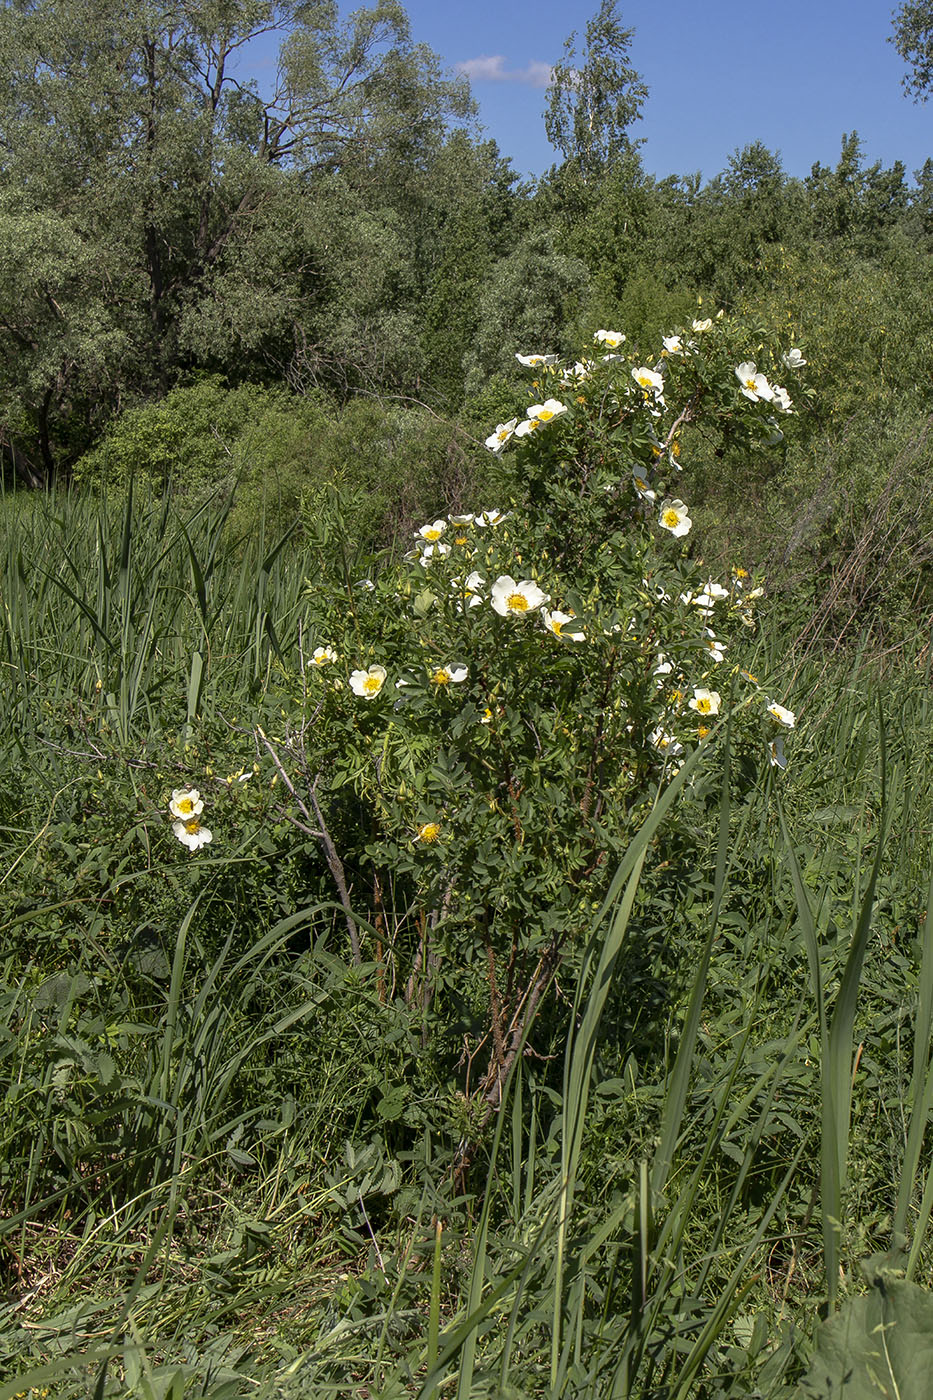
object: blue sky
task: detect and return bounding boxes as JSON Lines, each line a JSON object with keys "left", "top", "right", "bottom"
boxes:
{"left": 241, "top": 1, "right": 933, "bottom": 186}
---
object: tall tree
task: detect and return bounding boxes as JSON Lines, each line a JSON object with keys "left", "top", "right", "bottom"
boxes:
{"left": 892, "top": 0, "right": 933, "bottom": 99}
{"left": 543, "top": 0, "right": 647, "bottom": 182}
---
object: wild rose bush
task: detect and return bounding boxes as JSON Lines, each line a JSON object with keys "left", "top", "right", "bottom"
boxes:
{"left": 265, "top": 315, "right": 807, "bottom": 1107}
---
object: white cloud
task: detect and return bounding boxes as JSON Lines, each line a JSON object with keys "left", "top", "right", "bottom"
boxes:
{"left": 457, "top": 55, "right": 554, "bottom": 88}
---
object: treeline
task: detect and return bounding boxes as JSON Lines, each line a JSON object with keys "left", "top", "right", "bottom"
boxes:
{"left": 2, "top": 0, "right": 933, "bottom": 623}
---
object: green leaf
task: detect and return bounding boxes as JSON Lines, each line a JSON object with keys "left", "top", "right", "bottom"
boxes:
{"left": 376, "top": 1085, "right": 409, "bottom": 1121}
{"left": 798, "top": 1276, "right": 933, "bottom": 1399}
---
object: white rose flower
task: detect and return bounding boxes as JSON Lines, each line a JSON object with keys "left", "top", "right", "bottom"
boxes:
{"left": 490, "top": 576, "right": 548, "bottom": 616}
{"left": 766, "top": 700, "right": 795, "bottom": 728}
{"left": 429, "top": 664, "right": 469, "bottom": 686}
{"left": 173, "top": 817, "right": 212, "bottom": 851}
{"left": 515, "top": 352, "right": 558, "bottom": 366}
{"left": 528, "top": 398, "right": 568, "bottom": 423}
{"left": 735, "top": 362, "right": 775, "bottom": 403}
{"left": 658, "top": 498, "right": 692, "bottom": 537}
{"left": 689, "top": 688, "right": 721, "bottom": 717}
{"left": 169, "top": 787, "right": 204, "bottom": 820}
{"left": 542, "top": 609, "right": 585, "bottom": 641}
{"left": 349, "top": 665, "right": 388, "bottom": 699}
{"left": 485, "top": 419, "right": 519, "bottom": 453}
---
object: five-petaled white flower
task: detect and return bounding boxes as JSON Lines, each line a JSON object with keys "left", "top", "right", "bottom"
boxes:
{"left": 689, "top": 688, "right": 722, "bottom": 717}
{"left": 485, "top": 420, "right": 518, "bottom": 453}
{"left": 173, "top": 816, "right": 212, "bottom": 851}
{"left": 490, "top": 575, "right": 548, "bottom": 616}
{"left": 527, "top": 399, "right": 568, "bottom": 424}
{"left": 430, "top": 664, "right": 468, "bottom": 686}
{"left": 542, "top": 609, "right": 585, "bottom": 641}
{"left": 782, "top": 348, "right": 806, "bottom": 370}
{"left": 594, "top": 329, "right": 626, "bottom": 349}
{"left": 417, "top": 519, "right": 447, "bottom": 543}
{"left": 771, "top": 385, "right": 793, "bottom": 413}
{"left": 766, "top": 700, "right": 795, "bottom": 727}
{"left": 692, "top": 317, "right": 713, "bottom": 332}
{"left": 662, "top": 335, "right": 683, "bottom": 355}
{"left": 350, "top": 665, "right": 388, "bottom": 699}
{"left": 310, "top": 646, "right": 337, "bottom": 667}
{"left": 170, "top": 787, "right": 203, "bottom": 820}
{"left": 632, "top": 366, "right": 664, "bottom": 396}
{"left": 658, "top": 498, "right": 692, "bottom": 537}
{"left": 475, "top": 509, "right": 506, "bottom": 526}
{"left": 515, "top": 352, "right": 558, "bottom": 367}
{"left": 735, "top": 362, "right": 775, "bottom": 402}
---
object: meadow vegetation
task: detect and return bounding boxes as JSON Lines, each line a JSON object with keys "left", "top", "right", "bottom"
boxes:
{"left": 4, "top": 1, "right": 933, "bottom": 1396}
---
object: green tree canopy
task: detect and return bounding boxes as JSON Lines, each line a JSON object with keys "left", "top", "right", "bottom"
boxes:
{"left": 0, "top": 0, "right": 474, "bottom": 479}
{"left": 543, "top": 0, "right": 647, "bottom": 182}
{"left": 892, "top": 0, "right": 933, "bottom": 98}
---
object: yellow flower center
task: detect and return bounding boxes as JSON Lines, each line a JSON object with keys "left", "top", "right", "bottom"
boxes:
{"left": 432, "top": 668, "right": 451, "bottom": 685}
{"left": 455, "top": 534, "right": 469, "bottom": 545}
{"left": 363, "top": 675, "right": 382, "bottom": 694}
{"left": 696, "top": 698, "right": 712, "bottom": 714}
{"left": 744, "top": 377, "right": 757, "bottom": 391}
{"left": 497, "top": 428, "right": 510, "bottom": 441}
{"left": 537, "top": 408, "right": 554, "bottom": 421}
{"left": 634, "top": 476, "right": 648, "bottom": 491}
{"left": 671, "top": 440, "right": 681, "bottom": 458}
{"left": 663, "top": 510, "right": 680, "bottom": 529}
{"left": 417, "top": 823, "right": 441, "bottom": 843}
{"left": 177, "top": 798, "right": 194, "bottom": 815}
{"left": 698, "top": 726, "right": 710, "bottom": 739}
{"left": 507, "top": 592, "right": 529, "bottom": 612}
{"left": 423, "top": 528, "right": 442, "bottom": 542}
{"left": 184, "top": 817, "right": 201, "bottom": 834}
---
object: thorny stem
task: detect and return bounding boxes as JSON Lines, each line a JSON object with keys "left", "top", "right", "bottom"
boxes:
{"left": 256, "top": 726, "right": 362, "bottom": 965}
